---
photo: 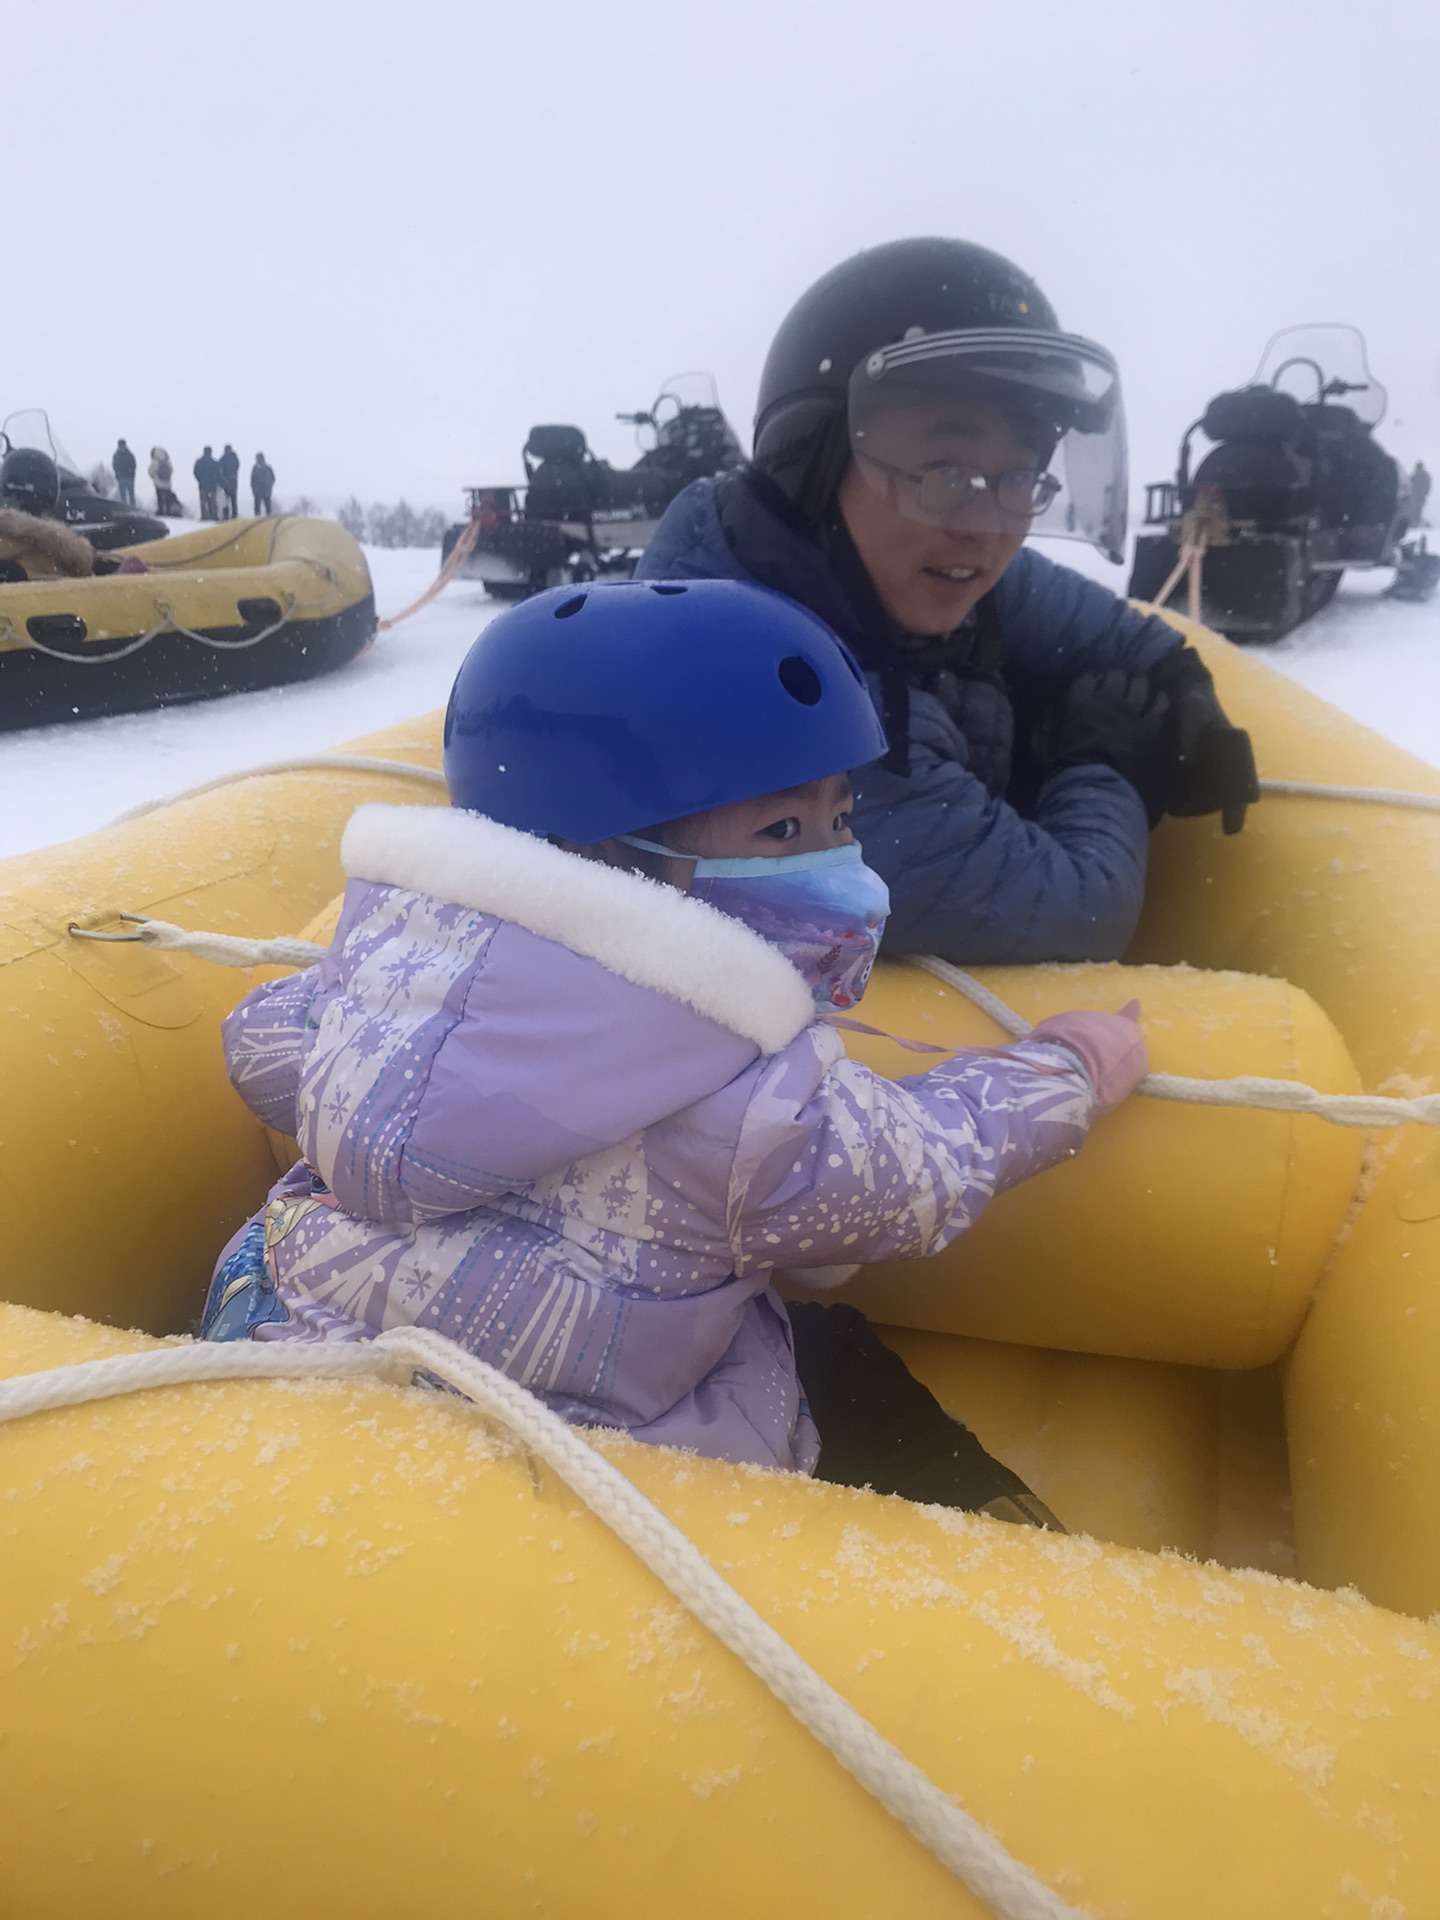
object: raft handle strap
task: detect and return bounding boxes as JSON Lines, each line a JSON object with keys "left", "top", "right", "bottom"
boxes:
{"left": 0, "top": 1326, "right": 1083, "bottom": 1920}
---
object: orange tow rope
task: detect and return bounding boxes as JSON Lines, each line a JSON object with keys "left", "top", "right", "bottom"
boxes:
{"left": 376, "top": 515, "right": 484, "bottom": 631}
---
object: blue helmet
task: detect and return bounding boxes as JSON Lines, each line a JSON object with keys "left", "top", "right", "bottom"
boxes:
{"left": 443, "top": 578, "right": 886, "bottom": 841}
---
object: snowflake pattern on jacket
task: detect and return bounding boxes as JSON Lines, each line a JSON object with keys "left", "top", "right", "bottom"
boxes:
{"left": 206, "top": 804, "right": 1096, "bottom": 1473}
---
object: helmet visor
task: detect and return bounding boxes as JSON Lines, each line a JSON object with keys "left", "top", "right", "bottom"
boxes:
{"left": 846, "top": 329, "right": 1128, "bottom": 563}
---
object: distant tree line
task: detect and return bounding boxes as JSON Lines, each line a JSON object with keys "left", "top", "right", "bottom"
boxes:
{"left": 337, "top": 498, "right": 448, "bottom": 549}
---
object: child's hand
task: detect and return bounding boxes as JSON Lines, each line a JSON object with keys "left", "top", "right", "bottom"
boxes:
{"left": 1025, "top": 1003, "right": 1148, "bottom": 1115}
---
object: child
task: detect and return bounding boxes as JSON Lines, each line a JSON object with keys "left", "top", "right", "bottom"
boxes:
{"left": 204, "top": 580, "right": 1146, "bottom": 1526}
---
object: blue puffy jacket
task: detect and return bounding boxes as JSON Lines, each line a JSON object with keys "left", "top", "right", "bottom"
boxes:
{"left": 637, "top": 473, "right": 1186, "bottom": 964}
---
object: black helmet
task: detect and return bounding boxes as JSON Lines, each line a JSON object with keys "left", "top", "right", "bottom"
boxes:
{"left": 0, "top": 446, "right": 62, "bottom": 516}
{"left": 753, "top": 237, "right": 1127, "bottom": 562}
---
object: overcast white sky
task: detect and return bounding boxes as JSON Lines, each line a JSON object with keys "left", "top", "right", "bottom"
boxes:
{"left": 10, "top": 0, "right": 1438, "bottom": 519}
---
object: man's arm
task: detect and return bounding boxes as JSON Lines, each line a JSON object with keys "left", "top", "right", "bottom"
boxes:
{"left": 998, "top": 545, "right": 1259, "bottom": 834}
{"left": 852, "top": 691, "right": 1150, "bottom": 962}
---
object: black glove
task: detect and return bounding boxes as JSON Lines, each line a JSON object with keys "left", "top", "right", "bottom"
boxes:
{"left": 1030, "top": 669, "right": 1172, "bottom": 825}
{"left": 1149, "top": 647, "right": 1260, "bottom": 835}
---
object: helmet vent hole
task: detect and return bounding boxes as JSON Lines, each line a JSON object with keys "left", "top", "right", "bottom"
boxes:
{"left": 649, "top": 583, "right": 687, "bottom": 596}
{"left": 554, "top": 594, "right": 587, "bottom": 619}
{"left": 778, "top": 655, "right": 823, "bottom": 706}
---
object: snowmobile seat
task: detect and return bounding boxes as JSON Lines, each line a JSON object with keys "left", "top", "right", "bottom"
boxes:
{"left": 1193, "top": 438, "right": 1314, "bottom": 530}
{"left": 521, "top": 424, "right": 611, "bottom": 525}
{"left": 1202, "top": 387, "right": 1306, "bottom": 445}
{"left": 1310, "top": 426, "right": 1401, "bottom": 559}
{"left": 524, "top": 425, "right": 591, "bottom": 466}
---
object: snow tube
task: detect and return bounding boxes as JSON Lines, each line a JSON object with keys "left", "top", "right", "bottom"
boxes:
{"left": 2, "top": 617, "right": 1440, "bottom": 1912}
{"left": 0, "top": 516, "right": 375, "bottom": 731}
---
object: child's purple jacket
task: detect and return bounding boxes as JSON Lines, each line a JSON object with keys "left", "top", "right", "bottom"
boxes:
{"left": 213, "top": 804, "right": 1095, "bottom": 1473}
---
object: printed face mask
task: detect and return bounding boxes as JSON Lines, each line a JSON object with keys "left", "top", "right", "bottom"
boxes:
{"left": 620, "top": 837, "right": 891, "bottom": 1012}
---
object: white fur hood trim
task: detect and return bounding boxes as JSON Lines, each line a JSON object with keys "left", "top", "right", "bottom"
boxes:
{"left": 341, "top": 804, "right": 817, "bottom": 1057}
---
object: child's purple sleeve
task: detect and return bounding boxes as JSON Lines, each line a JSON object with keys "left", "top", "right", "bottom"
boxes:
{"left": 220, "top": 966, "right": 321, "bottom": 1138}
{"left": 726, "top": 1032, "right": 1095, "bottom": 1275}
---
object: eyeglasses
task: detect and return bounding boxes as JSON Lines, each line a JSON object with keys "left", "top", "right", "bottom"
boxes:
{"left": 855, "top": 450, "right": 1063, "bottom": 522}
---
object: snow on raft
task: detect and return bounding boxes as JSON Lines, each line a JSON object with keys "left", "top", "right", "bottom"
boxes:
{"left": 2, "top": 1302, "right": 1439, "bottom": 1920}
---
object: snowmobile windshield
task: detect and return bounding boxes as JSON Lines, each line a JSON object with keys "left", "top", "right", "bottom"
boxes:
{"left": 654, "top": 371, "right": 723, "bottom": 419}
{"left": 846, "top": 329, "right": 1127, "bottom": 563}
{"left": 1, "top": 409, "right": 82, "bottom": 481}
{"left": 634, "top": 374, "right": 745, "bottom": 467}
{"left": 1253, "top": 326, "right": 1386, "bottom": 428}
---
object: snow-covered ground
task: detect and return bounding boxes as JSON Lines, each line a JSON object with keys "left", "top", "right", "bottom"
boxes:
{"left": 0, "top": 548, "right": 501, "bottom": 861}
{"left": 0, "top": 536, "right": 1435, "bottom": 864}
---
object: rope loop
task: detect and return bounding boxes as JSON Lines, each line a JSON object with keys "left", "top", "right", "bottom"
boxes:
{"left": 15, "top": 555, "right": 348, "bottom": 668}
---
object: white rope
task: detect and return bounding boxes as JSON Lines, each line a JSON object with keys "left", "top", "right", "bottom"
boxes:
{"left": 121, "top": 918, "right": 328, "bottom": 970}
{"left": 0, "top": 564, "right": 348, "bottom": 669}
{"left": 15, "top": 598, "right": 295, "bottom": 665}
{"left": 64, "top": 916, "right": 1440, "bottom": 1130}
{"left": 97, "top": 759, "right": 1439, "bottom": 837}
{"left": 912, "top": 956, "right": 1440, "bottom": 1130}
{"left": 1257, "top": 777, "right": 1440, "bottom": 813}
{"left": 110, "top": 754, "right": 447, "bottom": 825}
{"left": 0, "top": 1325, "right": 1083, "bottom": 1920}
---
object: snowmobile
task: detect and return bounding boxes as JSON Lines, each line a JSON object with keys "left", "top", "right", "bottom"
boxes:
{"left": 441, "top": 373, "right": 744, "bottom": 600}
{"left": 1128, "top": 327, "right": 1439, "bottom": 643}
{"left": 1, "top": 411, "right": 168, "bottom": 550}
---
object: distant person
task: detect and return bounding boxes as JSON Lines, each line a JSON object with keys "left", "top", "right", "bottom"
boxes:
{"left": 1409, "top": 460, "right": 1431, "bottom": 529}
{"left": 250, "top": 452, "right": 275, "bottom": 516}
{"left": 194, "top": 445, "right": 222, "bottom": 520}
{"left": 218, "top": 443, "right": 241, "bottom": 519}
{"left": 149, "top": 446, "right": 182, "bottom": 517}
{"left": 111, "top": 438, "right": 137, "bottom": 507}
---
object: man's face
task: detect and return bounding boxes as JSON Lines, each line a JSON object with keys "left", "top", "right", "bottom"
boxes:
{"left": 837, "top": 393, "right": 1047, "bottom": 635}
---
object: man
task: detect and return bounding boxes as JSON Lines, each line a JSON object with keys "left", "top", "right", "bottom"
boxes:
{"left": 111, "top": 438, "right": 137, "bottom": 507}
{"left": 638, "top": 237, "right": 1257, "bottom": 963}
{"left": 1409, "top": 461, "right": 1431, "bottom": 529}
{"left": 193, "top": 446, "right": 221, "bottom": 520}
{"left": 218, "top": 443, "right": 241, "bottom": 520}
{"left": 250, "top": 452, "right": 275, "bottom": 516}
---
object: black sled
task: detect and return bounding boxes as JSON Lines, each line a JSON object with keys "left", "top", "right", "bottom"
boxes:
{"left": 1128, "top": 328, "right": 1435, "bottom": 643}
{"left": 442, "top": 374, "right": 744, "bottom": 601}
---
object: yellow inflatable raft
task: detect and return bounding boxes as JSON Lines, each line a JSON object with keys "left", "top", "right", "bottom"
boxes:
{"left": 2, "top": 618, "right": 1439, "bottom": 1916}
{"left": 0, "top": 516, "right": 375, "bottom": 731}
